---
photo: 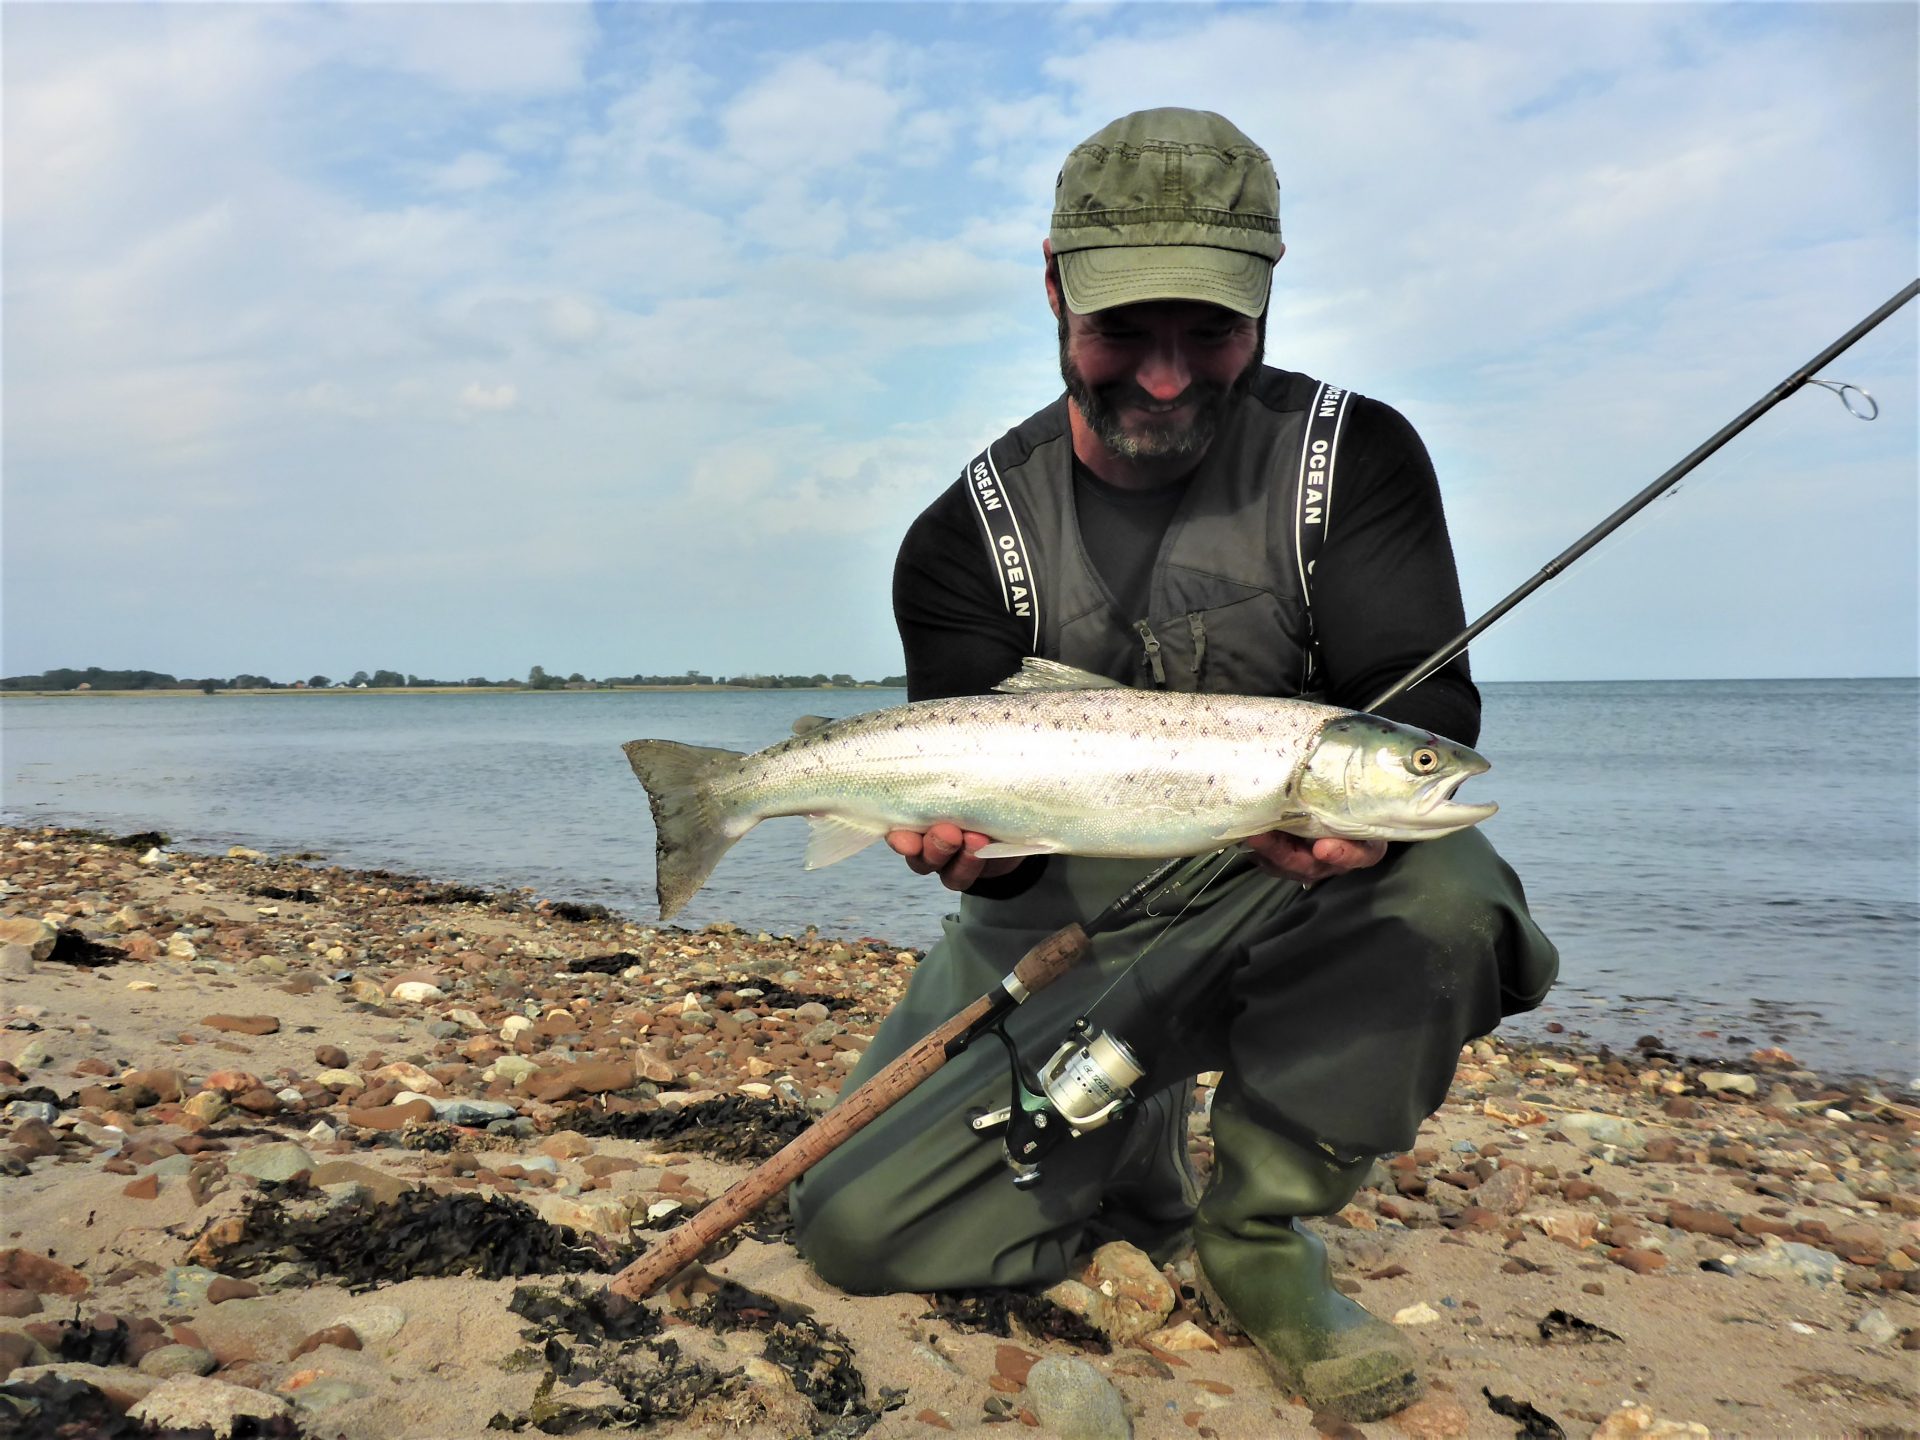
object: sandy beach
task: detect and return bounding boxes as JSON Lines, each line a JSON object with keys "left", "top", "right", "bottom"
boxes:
{"left": 0, "top": 824, "right": 1914, "bottom": 1439}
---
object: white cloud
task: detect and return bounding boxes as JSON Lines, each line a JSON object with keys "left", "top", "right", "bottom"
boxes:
{"left": 458, "top": 381, "right": 519, "bottom": 414}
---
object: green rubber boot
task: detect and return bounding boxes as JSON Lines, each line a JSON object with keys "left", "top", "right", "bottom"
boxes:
{"left": 1193, "top": 1093, "right": 1421, "bottom": 1423}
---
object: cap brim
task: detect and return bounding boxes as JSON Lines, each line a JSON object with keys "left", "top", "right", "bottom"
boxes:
{"left": 1057, "top": 244, "right": 1272, "bottom": 317}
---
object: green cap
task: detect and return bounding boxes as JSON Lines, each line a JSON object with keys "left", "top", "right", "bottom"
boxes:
{"left": 1050, "top": 108, "right": 1282, "bottom": 317}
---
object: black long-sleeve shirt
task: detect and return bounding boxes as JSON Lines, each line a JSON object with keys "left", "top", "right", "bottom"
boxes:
{"left": 893, "top": 390, "right": 1480, "bottom": 747}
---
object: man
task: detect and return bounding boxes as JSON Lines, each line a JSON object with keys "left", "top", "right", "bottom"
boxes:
{"left": 791, "top": 108, "right": 1558, "bottom": 1424}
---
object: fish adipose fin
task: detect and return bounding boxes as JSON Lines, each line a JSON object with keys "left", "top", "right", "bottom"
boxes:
{"left": 974, "top": 840, "right": 1064, "bottom": 859}
{"left": 622, "top": 739, "right": 747, "bottom": 921}
{"left": 803, "top": 815, "right": 888, "bottom": 869}
{"left": 993, "top": 658, "right": 1128, "bottom": 694}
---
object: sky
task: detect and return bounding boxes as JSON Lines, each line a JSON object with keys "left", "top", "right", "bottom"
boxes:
{"left": 3, "top": 2, "right": 1915, "bottom": 685}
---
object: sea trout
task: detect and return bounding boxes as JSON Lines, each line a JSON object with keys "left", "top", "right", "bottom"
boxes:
{"left": 623, "top": 659, "right": 1496, "bottom": 920}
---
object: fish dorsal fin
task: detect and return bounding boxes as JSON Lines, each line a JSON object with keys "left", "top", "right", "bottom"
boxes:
{"left": 802, "top": 815, "right": 887, "bottom": 870}
{"left": 790, "top": 715, "right": 834, "bottom": 735}
{"left": 992, "top": 658, "right": 1128, "bottom": 694}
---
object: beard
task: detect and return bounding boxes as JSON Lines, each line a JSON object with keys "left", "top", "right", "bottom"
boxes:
{"left": 1058, "top": 311, "right": 1266, "bottom": 462}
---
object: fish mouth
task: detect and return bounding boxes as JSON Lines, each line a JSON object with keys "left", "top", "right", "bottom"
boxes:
{"left": 1410, "top": 768, "right": 1497, "bottom": 830}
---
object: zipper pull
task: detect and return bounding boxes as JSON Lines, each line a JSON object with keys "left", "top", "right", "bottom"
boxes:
{"left": 1134, "top": 619, "right": 1167, "bottom": 688}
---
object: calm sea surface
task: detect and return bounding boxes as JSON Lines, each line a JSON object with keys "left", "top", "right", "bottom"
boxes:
{"left": 2, "top": 680, "right": 1914, "bottom": 1080}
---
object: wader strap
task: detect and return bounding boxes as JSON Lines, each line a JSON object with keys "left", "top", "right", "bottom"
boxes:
{"left": 1186, "top": 612, "right": 1207, "bottom": 689}
{"left": 963, "top": 447, "right": 1041, "bottom": 652}
{"left": 1134, "top": 620, "right": 1167, "bottom": 687}
{"left": 1293, "top": 381, "right": 1353, "bottom": 693}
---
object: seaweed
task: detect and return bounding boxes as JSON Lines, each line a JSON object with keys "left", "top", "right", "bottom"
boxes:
{"left": 53, "top": 1316, "right": 129, "bottom": 1367}
{"left": 920, "top": 1289, "right": 1112, "bottom": 1352}
{"left": 691, "top": 980, "right": 858, "bottom": 1012}
{"left": 1537, "top": 1309, "right": 1622, "bottom": 1345}
{"left": 568, "top": 1095, "right": 814, "bottom": 1164}
{"left": 248, "top": 884, "right": 320, "bottom": 903}
{"left": 565, "top": 953, "right": 644, "bottom": 975}
{"left": 200, "top": 1190, "right": 621, "bottom": 1291}
{"left": 1483, "top": 1386, "right": 1566, "bottom": 1439}
{"left": 45, "top": 929, "right": 125, "bottom": 968}
{"left": 545, "top": 900, "right": 615, "bottom": 923}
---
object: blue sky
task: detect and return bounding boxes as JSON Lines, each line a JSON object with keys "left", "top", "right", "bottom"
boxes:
{"left": 4, "top": 2, "right": 1915, "bottom": 684}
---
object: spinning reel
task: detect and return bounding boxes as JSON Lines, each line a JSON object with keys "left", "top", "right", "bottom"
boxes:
{"left": 971, "top": 1018, "right": 1146, "bottom": 1186}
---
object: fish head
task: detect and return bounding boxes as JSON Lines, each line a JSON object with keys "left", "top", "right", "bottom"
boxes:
{"left": 1295, "top": 714, "right": 1497, "bottom": 841}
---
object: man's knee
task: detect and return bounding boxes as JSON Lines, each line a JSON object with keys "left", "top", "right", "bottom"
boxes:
{"left": 790, "top": 1169, "right": 901, "bottom": 1294}
{"left": 1380, "top": 832, "right": 1558, "bottom": 1012}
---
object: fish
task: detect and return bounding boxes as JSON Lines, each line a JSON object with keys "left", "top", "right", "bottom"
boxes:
{"left": 622, "top": 658, "right": 1496, "bottom": 920}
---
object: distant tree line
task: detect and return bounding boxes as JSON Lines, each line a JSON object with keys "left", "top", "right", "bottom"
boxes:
{"left": 3, "top": 664, "right": 909, "bottom": 692}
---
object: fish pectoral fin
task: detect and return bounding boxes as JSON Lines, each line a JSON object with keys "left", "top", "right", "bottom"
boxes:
{"left": 992, "top": 657, "right": 1129, "bottom": 694}
{"left": 802, "top": 815, "right": 889, "bottom": 870}
{"left": 973, "top": 840, "right": 1064, "bottom": 859}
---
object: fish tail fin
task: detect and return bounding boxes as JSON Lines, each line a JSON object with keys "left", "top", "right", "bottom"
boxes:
{"left": 621, "top": 739, "right": 750, "bottom": 921}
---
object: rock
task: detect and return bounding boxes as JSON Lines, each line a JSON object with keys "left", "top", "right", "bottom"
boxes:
{"left": 162, "top": 1265, "right": 222, "bottom": 1309}
{"left": 124, "top": 1174, "right": 160, "bottom": 1200}
{"left": 1732, "top": 1236, "right": 1845, "bottom": 1287}
{"left": 314, "top": 1044, "right": 349, "bottom": 1068}
{"left": 0, "top": 917, "right": 58, "bottom": 960}
{"left": 331, "top": 1304, "right": 406, "bottom": 1346}
{"left": 1391, "top": 1395, "right": 1472, "bottom": 1438}
{"left": 1392, "top": 1302, "right": 1442, "bottom": 1326}
{"left": 199, "top": 1014, "right": 280, "bottom": 1036}
{"left": 3, "top": 1100, "right": 59, "bottom": 1125}
{"left": 0, "top": 1285, "right": 42, "bottom": 1317}
{"left": 1592, "top": 1405, "right": 1712, "bottom": 1438}
{"left": 492, "top": 1055, "right": 540, "bottom": 1084}
{"left": 1073, "top": 1241, "right": 1175, "bottom": 1342}
{"left": 535, "top": 1193, "right": 632, "bottom": 1238}
{"left": 289, "top": 1324, "right": 362, "bottom": 1359}
{"left": 130, "top": 1375, "right": 294, "bottom": 1437}
{"left": 1474, "top": 1164, "right": 1533, "bottom": 1216}
{"left": 0, "top": 944, "right": 35, "bottom": 977}
{"left": 1699, "top": 1071, "right": 1759, "bottom": 1096}
{"left": 181, "top": 1091, "right": 229, "bottom": 1125}
{"left": 1854, "top": 1308, "right": 1900, "bottom": 1345}
{"left": 1611, "top": 1248, "right": 1669, "bottom": 1275}
{"left": 206, "top": 1277, "right": 260, "bottom": 1304}
{"left": 429, "top": 1097, "right": 516, "bottom": 1125}
{"left": 138, "top": 1343, "right": 219, "bottom": 1377}
{"left": 4, "top": 1360, "right": 156, "bottom": 1408}
{"left": 0, "top": 1332, "right": 49, "bottom": 1379}
{"left": 390, "top": 981, "right": 445, "bottom": 1003}
{"left": 0, "top": 1248, "right": 89, "bottom": 1297}
{"left": 1557, "top": 1112, "right": 1645, "bottom": 1150}
{"left": 1532, "top": 1210, "right": 1600, "bottom": 1248}
{"left": 228, "top": 1142, "right": 315, "bottom": 1184}
{"left": 1144, "top": 1319, "right": 1218, "bottom": 1352}
{"left": 1024, "top": 1355, "right": 1132, "bottom": 1440}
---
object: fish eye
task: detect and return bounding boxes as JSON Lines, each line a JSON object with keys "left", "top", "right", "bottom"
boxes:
{"left": 1409, "top": 747, "right": 1440, "bottom": 774}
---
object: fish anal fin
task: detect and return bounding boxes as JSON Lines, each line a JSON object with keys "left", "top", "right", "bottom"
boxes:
{"left": 803, "top": 815, "right": 888, "bottom": 870}
{"left": 973, "top": 840, "right": 1064, "bottom": 859}
{"left": 992, "top": 658, "right": 1128, "bottom": 694}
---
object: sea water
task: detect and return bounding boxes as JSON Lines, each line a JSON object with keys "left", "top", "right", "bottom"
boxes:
{"left": 3, "top": 679, "right": 1914, "bottom": 1079}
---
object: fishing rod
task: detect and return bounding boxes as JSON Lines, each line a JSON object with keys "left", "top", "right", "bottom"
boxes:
{"left": 603, "top": 279, "right": 1916, "bottom": 1300}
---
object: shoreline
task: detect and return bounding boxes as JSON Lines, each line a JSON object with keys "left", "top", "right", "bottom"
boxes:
{"left": 1, "top": 824, "right": 1916, "bottom": 1437}
{"left": 1, "top": 684, "right": 908, "bottom": 699}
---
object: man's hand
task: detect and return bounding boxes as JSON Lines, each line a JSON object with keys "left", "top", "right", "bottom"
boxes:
{"left": 1243, "top": 831, "right": 1388, "bottom": 885}
{"left": 887, "top": 822, "right": 1024, "bottom": 893}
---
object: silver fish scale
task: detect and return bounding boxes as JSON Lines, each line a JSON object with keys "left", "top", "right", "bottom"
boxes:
{"left": 709, "top": 688, "right": 1346, "bottom": 856}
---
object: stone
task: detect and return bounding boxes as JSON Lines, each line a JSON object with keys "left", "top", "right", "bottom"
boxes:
{"left": 1474, "top": 1164, "right": 1532, "bottom": 1216}
{"left": 315, "top": 1068, "right": 364, "bottom": 1090}
{"left": 492, "top": 1055, "right": 540, "bottom": 1083}
{"left": 1073, "top": 1241, "right": 1175, "bottom": 1343}
{"left": 162, "top": 1265, "right": 222, "bottom": 1309}
{"left": 390, "top": 981, "right": 445, "bottom": 1003}
{"left": 1532, "top": 1210, "right": 1600, "bottom": 1247}
{"left": 1143, "top": 1320, "right": 1217, "bottom": 1352}
{"left": 129, "top": 1375, "right": 293, "bottom": 1437}
{"left": 0, "top": 1285, "right": 42, "bottom": 1317}
{"left": 181, "top": 1091, "right": 229, "bottom": 1125}
{"left": 1392, "top": 1302, "right": 1442, "bottom": 1325}
{"left": 535, "top": 1193, "right": 631, "bottom": 1238}
{"left": 430, "top": 1097, "right": 516, "bottom": 1125}
{"left": 1391, "top": 1395, "right": 1473, "bottom": 1438}
{"left": 138, "top": 1343, "right": 219, "bottom": 1377}
{"left": 0, "top": 1248, "right": 88, "bottom": 1297}
{"left": 1592, "top": 1405, "right": 1712, "bottom": 1438}
{"left": 1557, "top": 1112, "right": 1645, "bottom": 1150}
{"left": 0, "top": 916, "right": 58, "bottom": 961}
{"left": 1732, "top": 1236, "right": 1845, "bottom": 1287}
{"left": 206, "top": 1277, "right": 260, "bottom": 1304}
{"left": 314, "top": 1044, "right": 349, "bottom": 1068}
{"left": 1854, "top": 1308, "right": 1900, "bottom": 1345}
{"left": 0, "top": 942, "right": 34, "bottom": 977}
{"left": 124, "top": 1174, "right": 160, "bottom": 1200}
{"left": 1024, "top": 1355, "right": 1132, "bottom": 1440}
{"left": 1699, "top": 1071, "right": 1759, "bottom": 1096}
{"left": 331, "top": 1304, "right": 406, "bottom": 1346}
{"left": 228, "top": 1142, "right": 315, "bottom": 1184}
{"left": 199, "top": 1014, "right": 279, "bottom": 1035}
{"left": 289, "top": 1324, "right": 362, "bottom": 1359}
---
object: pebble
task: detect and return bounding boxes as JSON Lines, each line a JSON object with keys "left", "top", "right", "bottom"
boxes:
{"left": 0, "top": 1249, "right": 88, "bottom": 1297}
{"left": 1557, "top": 1112, "right": 1646, "bottom": 1150}
{"left": 1391, "top": 1395, "right": 1472, "bottom": 1438}
{"left": 139, "top": 1344, "right": 219, "bottom": 1377}
{"left": 227, "top": 1141, "right": 315, "bottom": 1183}
{"left": 1392, "top": 1302, "right": 1442, "bottom": 1325}
{"left": 1071, "top": 1241, "right": 1175, "bottom": 1342}
{"left": 162, "top": 1265, "right": 222, "bottom": 1309}
{"left": 1024, "top": 1355, "right": 1132, "bottom": 1440}
{"left": 1853, "top": 1308, "right": 1899, "bottom": 1345}
{"left": 332, "top": 1303, "right": 407, "bottom": 1346}
{"left": 391, "top": 981, "right": 446, "bottom": 1003}
{"left": 1698, "top": 1071, "right": 1760, "bottom": 1096}
{"left": 1731, "top": 1236, "right": 1845, "bottom": 1287}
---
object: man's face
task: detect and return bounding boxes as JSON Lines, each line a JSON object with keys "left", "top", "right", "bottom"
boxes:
{"left": 1058, "top": 299, "right": 1265, "bottom": 463}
